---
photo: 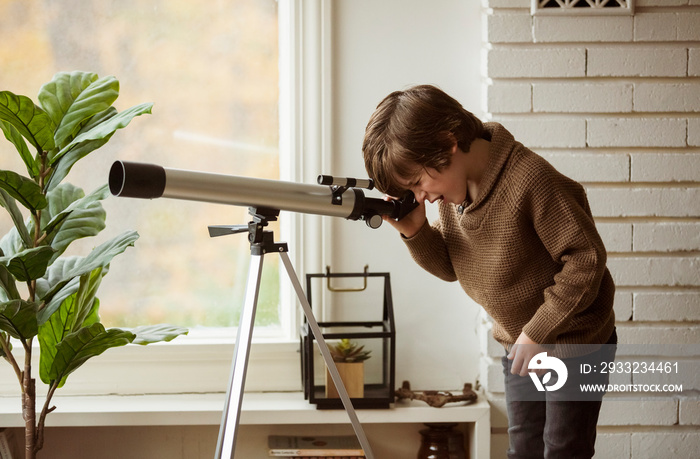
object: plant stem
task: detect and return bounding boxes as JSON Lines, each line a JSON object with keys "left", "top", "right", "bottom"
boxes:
{"left": 21, "top": 151, "right": 46, "bottom": 459}
{"left": 35, "top": 382, "right": 58, "bottom": 453}
{"left": 22, "top": 344, "right": 36, "bottom": 459}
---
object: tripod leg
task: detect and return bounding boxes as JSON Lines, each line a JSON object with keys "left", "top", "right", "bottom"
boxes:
{"left": 279, "top": 252, "right": 375, "bottom": 459}
{"left": 215, "top": 252, "right": 265, "bottom": 458}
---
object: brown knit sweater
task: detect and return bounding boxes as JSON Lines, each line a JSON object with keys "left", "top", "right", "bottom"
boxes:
{"left": 404, "top": 122, "right": 615, "bottom": 348}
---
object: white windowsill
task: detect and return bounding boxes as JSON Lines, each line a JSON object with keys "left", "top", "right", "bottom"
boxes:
{"left": 0, "top": 335, "right": 303, "bottom": 397}
{"left": 0, "top": 391, "right": 490, "bottom": 428}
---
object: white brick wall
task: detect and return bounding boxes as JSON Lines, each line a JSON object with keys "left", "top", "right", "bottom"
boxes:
{"left": 485, "top": 83, "right": 531, "bottom": 113}
{"left": 540, "top": 152, "right": 630, "bottom": 182}
{"left": 632, "top": 432, "right": 700, "bottom": 459}
{"left": 634, "top": 12, "right": 700, "bottom": 41}
{"left": 586, "top": 118, "right": 687, "bottom": 148}
{"left": 594, "top": 433, "right": 631, "bottom": 459}
{"left": 533, "top": 83, "right": 634, "bottom": 113}
{"left": 634, "top": 292, "right": 700, "bottom": 321}
{"left": 492, "top": 117, "right": 586, "bottom": 147}
{"left": 481, "top": 2, "right": 700, "bottom": 457}
{"left": 689, "top": 48, "right": 700, "bottom": 76}
{"left": 634, "top": 83, "right": 700, "bottom": 112}
{"left": 633, "top": 222, "right": 700, "bottom": 251}
{"left": 599, "top": 398, "right": 678, "bottom": 426}
{"left": 689, "top": 118, "right": 700, "bottom": 146}
{"left": 534, "top": 16, "right": 634, "bottom": 42}
{"left": 631, "top": 154, "right": 700, "bottom": 182}
{"left": 486, "top": 48, "right": 587, "bottom": 78}
{"left": 587, "top": 47, "right": 688, "bottom": 77}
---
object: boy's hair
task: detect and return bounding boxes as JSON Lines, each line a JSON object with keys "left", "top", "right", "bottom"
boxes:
{"left": 362, "top": 84, "right": 483, "bottom": 196}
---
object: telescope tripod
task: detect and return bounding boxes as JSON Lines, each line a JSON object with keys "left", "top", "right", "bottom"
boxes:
{"left": 210, "top": 207, "right": 374, "bottom": 459}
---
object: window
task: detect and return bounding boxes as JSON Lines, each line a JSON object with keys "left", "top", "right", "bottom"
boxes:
{"left": 0, "top": 0, "right": 283, "bottom": 331}
{"left": 1, "top": 0, "right": 330, "bottom": 395}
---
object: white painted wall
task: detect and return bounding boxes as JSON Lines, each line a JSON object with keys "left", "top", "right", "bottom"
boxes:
{"left": 326, "top": 0, "right": 485, "bottom": 391}
{"left": 481, "top": 1, "right": 700, "bottom": 457}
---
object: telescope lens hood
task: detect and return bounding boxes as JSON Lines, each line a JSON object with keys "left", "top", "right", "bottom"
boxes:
{"left": 109, "top": 161, "right": 166, "bottom": 199}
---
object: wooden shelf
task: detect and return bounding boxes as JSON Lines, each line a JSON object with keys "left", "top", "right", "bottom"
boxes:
{"left": 0, "top": 392, "right": 490, "bottom": 457}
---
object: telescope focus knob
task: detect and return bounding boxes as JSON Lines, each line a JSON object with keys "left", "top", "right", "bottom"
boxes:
{"left": 365, "top": 214, "right": 383, "bottom": 229}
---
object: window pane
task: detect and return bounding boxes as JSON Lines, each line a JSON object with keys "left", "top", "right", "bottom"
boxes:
{"left": 0, "top": 0, "right": 280, "bottom": 329}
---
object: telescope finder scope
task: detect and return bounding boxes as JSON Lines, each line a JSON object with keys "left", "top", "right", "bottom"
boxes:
{"left": 317, "top": 175, "right": 374, "bottom": 190}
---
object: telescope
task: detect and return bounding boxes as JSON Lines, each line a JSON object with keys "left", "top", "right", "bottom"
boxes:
{"left": 108, "top": 161, "right": 418, "bottom": 228}
{"left": 107, "top": 160, "right": 417, "bottom": 459}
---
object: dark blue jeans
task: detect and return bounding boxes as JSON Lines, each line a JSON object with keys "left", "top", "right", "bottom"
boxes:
{"left": 501, "top": 331, "right": 617, "bottom": 459}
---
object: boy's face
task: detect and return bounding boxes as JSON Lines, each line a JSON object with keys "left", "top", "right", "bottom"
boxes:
{"left": 400, "top": 148, "right": 468, "bottom": 206}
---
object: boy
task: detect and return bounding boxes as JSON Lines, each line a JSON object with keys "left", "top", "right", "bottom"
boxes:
{"left": 362, "top": 85, "right": 616, "bottom": 459}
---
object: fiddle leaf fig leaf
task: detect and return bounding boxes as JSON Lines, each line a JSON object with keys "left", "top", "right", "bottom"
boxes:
{"left": 0, "top": 262, "right": 20, "bottom": 302}
{"left": 37, "top": 71, "right": 99, "bottom": 130}
{"left": 39, "top": 73, "right": 118, "bottom": 150}
{"left": 0, "top": 246, "right": 55, "bottom": 282}
{"left": 0, "top": 188, "right": 32, "bottom": 248}
{"left": 46, "top": 136, "right": 111, "bottom": 191}
{"left": 47, "top": 103, "right": 151, "bottom": 190}
{"left": 68, "top": 102, "right": 152, "bottom": 146}
{"left": 38, "top": 267, "right": 104, "bottom": 385}
{"left": 0, "top": 119, "right": 38, "bottom": 178}
{"left": 0, "top": 299, "right": 39, "bottom": 340}
{"left": 51, "top": 102, "right": 151, "bottom": 159}
{"left": 43, "top": 182, "right": 85, "bottom": 227}
{"left": 0, "top": 331, "right": 11, "bottom": 358}
{"left": 42, "top": 184, "right": 108, "bottom": 260}
{"left": 49, "top": 322, "right": 135, "bottom": 387}
{"left": 0, "top": 169, "right": 47, "bottom": 212}
{"left": 0, "top": 225, "right": 25, "bottom": 259}
{"left": 38, "top": 277, "right": 79, "bottom": 327}
{"left": 130, "top": 324, "right": 189, "bottom": 345}
{"left": 37, "top": 231, "right": 137, "bottom": 324}
{"left": 71, "top": 268, "right": 104, "bottom": 330}
{"left": 35, "top": 256, "right": 81, "bottom": 302}
{"left": 0, "top": 91, "right": 55, "bottom": 153}
{"left": 38, "top": 297, "right": 76, "bottom": 384}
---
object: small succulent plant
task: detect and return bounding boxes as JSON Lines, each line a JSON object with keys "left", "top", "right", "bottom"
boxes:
{"left": 328, "top": 339, "right": 371, "bottom": 363}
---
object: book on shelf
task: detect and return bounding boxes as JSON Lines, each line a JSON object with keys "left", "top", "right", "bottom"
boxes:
{"left": 279, "top": 457, "right": 365, "bottom": 459}
{"left": 268, "top": 435, "right": 364, "bottom": 457}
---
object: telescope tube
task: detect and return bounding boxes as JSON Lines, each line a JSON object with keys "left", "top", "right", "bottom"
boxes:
{"left": 109, "top": 161, "right": 417, "bottom": 228}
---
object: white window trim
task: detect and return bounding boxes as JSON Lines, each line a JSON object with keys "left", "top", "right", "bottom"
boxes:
{"left": 279, "top": 0, "right": 334, "bottom": 342}
{"left": 0, "top": 0, "right": 334, "bottom": 398}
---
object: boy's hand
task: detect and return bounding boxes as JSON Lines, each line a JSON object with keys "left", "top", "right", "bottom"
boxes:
{"left": 507, "top": 331, "right": 548, "bottom": 377}
{"left": 383, "top": 195, "right": 426, "bottom": 238}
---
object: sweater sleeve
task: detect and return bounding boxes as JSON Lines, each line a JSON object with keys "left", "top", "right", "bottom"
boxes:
{"left": 518, "top": 167, "right": 609, "bottom": 344}
{"left": 402, "top": 219, "right": 458, "bottom": 282}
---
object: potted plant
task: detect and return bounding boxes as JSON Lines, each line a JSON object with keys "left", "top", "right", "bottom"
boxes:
{"left": 0, "top": 71, "right": 188, "bottom": 458}
{"left": 325, "top": 338, "right": 371, "bottom": 399}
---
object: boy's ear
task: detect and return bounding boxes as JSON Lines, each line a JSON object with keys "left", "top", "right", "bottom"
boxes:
{"left": 449, "top": 136, "right": 460, "bottom": 155}
{"left": 445, "top": 131, "right": 459, "bottom": 151}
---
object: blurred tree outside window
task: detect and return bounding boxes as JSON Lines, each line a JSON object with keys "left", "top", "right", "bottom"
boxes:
{"left": 0, "top": 0, "right": 282, "bottom": 331}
